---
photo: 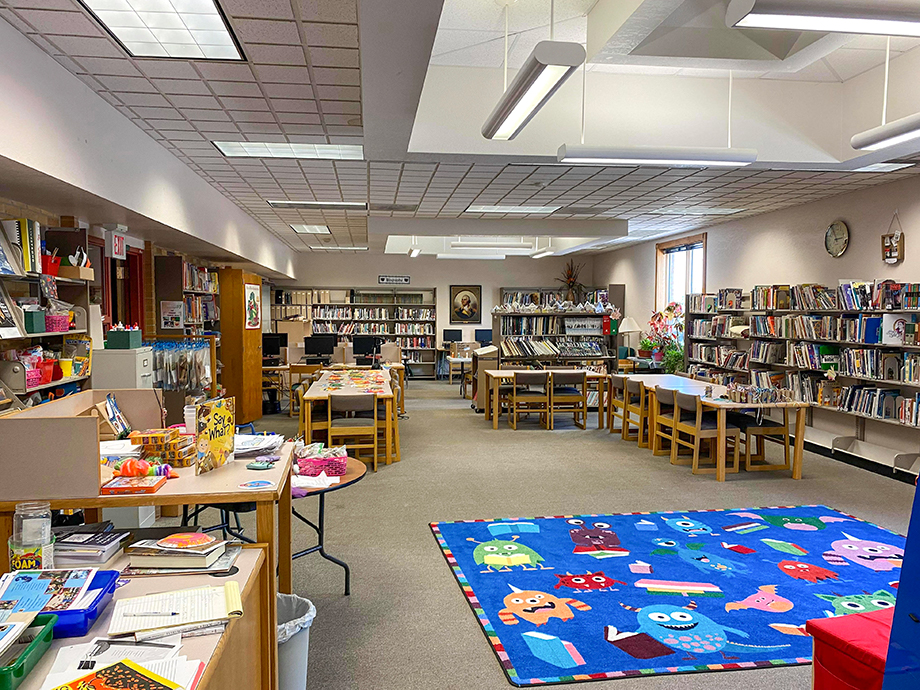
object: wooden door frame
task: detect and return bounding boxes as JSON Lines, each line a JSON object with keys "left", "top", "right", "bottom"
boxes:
{"left": 127, "top": 247, "right": 145, "bottom": 332}
{"left": 88, "top": 236, "right": 112, "bottom": 326}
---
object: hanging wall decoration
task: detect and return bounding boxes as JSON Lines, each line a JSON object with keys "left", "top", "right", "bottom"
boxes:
{"left": 244, "top": 283, "right": 261, "bottom": 329}
{"left": 882, "top": 211, "right": 904, "bottom": 265}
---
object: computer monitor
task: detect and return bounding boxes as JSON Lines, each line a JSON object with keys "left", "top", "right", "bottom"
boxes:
{"left": 262, "top": 333, "right": 285, "bottom": 358}
{"left": 474, "top": 329, "right": 492, "bottom": 344}
{"left": 353, "top": 335, "right": 382, "bottom": 357}
{"left": 304, "top": 334, "right": 336, "bottom": 356}
{"left": 443, "top": 329, "right": 462, "bottom": 343}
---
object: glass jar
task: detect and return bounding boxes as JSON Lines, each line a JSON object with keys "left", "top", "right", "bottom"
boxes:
{"left": 13, "top": 501, "right": 51, "bottom": 546}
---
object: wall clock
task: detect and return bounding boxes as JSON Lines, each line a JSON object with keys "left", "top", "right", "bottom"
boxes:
{"left": 825, "top": 220, "right": 849, "bottom": 258}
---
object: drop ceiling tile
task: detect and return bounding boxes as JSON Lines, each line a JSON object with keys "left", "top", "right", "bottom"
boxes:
{"left": 244, "top": 43, "right": 306, "bottom": 65}
{"left": 130, "top": 106, "right": 184, "bottom": 119}
{"left": 299, "top": 0, "right": 357, "bottom": 23}
{"left": 322, "top": 113, "right": 360, "bottom": 126}
{"left": 276, "top": 111, "right": 322, "bottom": 124}
{"left": 199, "top": 131, "right": 246, "bottom": 141}
{"left": 131, "top": 60, "right": 197, "bottom": 79}
{"left": 192, "top": 62, "right": 254, "bottom": 81}
{"left": 233, "top": 19, "right": 301, "bottom": 45}
{"left": 180, "top": 108, "right": 231, "bottom": 121}
{"left": 75, "top": 73, "right": 104, "bottom": 90}
{"left": 309, "top": 47, "right": 358, "bottom": 68}
{"left": 169, "top": 94, "right": 222, "bottom": 109}
{"left": 151, "top": 78, "right": 211, "bottom": 95}
{"left": 301, "top": 22, "right": 358, "bottom": 48}
{"left": 281, "top": 123, "right": 326, "bottom": 134}
{"left": 96, "top": 75, "right": 154, "bottom": 92}
{"left": 253, "top": 64, "right": 310, "bottom": 83}
{"left": 238, "top": 122, "right": 284, "bottom": 134}
{"left": 328, "top": 135, "right": 363, "bottom": 145}
{"left": 326, "top": 125, "right": 362, "bottom": 136}
{"left": 209, "top": 81, "right": 263, "bottom": 97}
{"left": 230, "top": 110, "right": 277, "bottom": 122}
{"left": 286, "top": 133, "right": 328, "bottom": 142}
{"left": 219, "top": 96, "right": 272, "bottom": 110}
{"left": 16, "top": 9, "right": 102, "bottom": 36}
{"left": 192, "top": 120, "right": 240, "bottom": 132}
{"left": 320, "top": 100, "right": 360, "bottom": 114}
{"left": 270, "top": 98, "right": 318, "bottom": 112}
{"left": 312, "top": 67, "right": 359, "bottom": 85}
{"left": 164, "top": 131, "right": 205, "bottom": 141}
{"left": 262, "top": 82, "right": 314, "bottom": 98}
{"left": 47, "top": 34, "right": 123, "bottom": 58}
{"left": 0, "top": 8, "right": 34, "bottom": 34}
{"left": 222, "top": 0, "right": 294, "bottom": 19}
{"left": 148, "top": 118, "right": 196, "bottom": 130}
{"left": 115, "top": 92, "right": 172, "bottom": 107}
{"left": 73, "top": 56, "right": 140, "bottom": 77}
{"left": 315, "top": 85, "right": 359, "bottom": 100}
{"left": 8, "top": 0, "right": 75, "bottom": 9}
{"left": 98, "top": 91, "right": 122, "bottom": 107}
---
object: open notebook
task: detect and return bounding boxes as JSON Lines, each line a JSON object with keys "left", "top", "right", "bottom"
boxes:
{"left": 107, "top": 582, "right": 242, "bottom": 637}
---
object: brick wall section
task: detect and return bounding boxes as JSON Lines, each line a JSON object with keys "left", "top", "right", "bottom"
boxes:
{"left": 0, "top": 197, "right": 59, "bottom": 227}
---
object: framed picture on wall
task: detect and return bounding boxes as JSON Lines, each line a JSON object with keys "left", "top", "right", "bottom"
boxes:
{"left": 244, "top": 283, "right": 261, "bottom": 329}
{"left": 450, "top": 285, "right": 481, "bottom": 324}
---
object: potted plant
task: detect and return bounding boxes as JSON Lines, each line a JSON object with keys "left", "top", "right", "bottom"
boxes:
{"left": 663, "top": 346, "right": 685, "bottom": 374}
{"left": 638, "top": 338, "right": 655, "bottom": 358}
{"left": 556, "top": 260, "right": 586, "bottom": 302}
{"left": 645, "top": 302, "right": 685, "bottom": 362}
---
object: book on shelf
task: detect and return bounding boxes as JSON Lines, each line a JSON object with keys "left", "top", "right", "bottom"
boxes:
{"left": 0, "top": 284, "right": 25, "bottom": 339}
{"left": 0, "top": 224, "right": 23, "bottom": 277}
{"left": 717, "top": 288, "right": 743, "bottom": 310}
{"left": 0, "top": 219, "right": 41, "bottom": 275}
{"left": 126, "top": 538, "right": 227, "bottom": 569}
{"left": 687, "top": 294, "right": 717, "bottom": 313}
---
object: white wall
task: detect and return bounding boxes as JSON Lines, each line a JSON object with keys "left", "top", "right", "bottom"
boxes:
{"left": 286, "top": 253, "right": 594, "bottom": 342}
{"left": 0, "top": 17, "right": 295, "bottom": 278}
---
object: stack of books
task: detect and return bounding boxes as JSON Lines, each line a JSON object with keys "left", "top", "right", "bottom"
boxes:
{"left": 122, "top": 532, "right": 241, "bottom": 578}
{"left": 55, "top": 530, "right": 131, "bottom": 569}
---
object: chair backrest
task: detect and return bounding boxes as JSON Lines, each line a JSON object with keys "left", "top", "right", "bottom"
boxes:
{"left": 655, "top": 386, "right": 675, "bottom": 407}
{"left": 675, "top": 391, "right": 701, "bottom": 414}
{"left": 626, "top": 378, "right": 643, "bottom": 394}
{"left": 610, "top": 374, "right": 626, "bottom": 392}
{"left": 552, "top": 371, "right": 586, "bottom": 387}
{"left": 329, "top": 393, "right": 375, "bottom": 414}
{"left": 380, "top": 342, "right": 401, "bottom": 363}
{"left": 618, "top": 346, "right": 636, "bottom": 359}
{"left": 514, "top": 371, "right": 549, "bottom": 388}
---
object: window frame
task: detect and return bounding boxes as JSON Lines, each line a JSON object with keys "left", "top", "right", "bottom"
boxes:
{"left": 655, "top": 233, "right": 707, "bottom": 310}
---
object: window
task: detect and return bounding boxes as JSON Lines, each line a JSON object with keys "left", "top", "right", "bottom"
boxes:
{"left": 656, "top": 233, "right": 706, "bottom": 310}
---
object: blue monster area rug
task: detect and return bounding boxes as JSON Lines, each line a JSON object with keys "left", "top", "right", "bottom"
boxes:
{"left": 430, "top": 505, "right": 905, "bottom": 686}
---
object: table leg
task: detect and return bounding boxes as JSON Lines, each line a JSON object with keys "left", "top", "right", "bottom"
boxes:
{"left": 399, "top": 370, "right": 406, "bottom": 415}
{"left": 0, "top": 512, "right": 12, "bottom": 574}
{"left": 597, "top": 382, "right": 604, "bottom": 429}
{"left": 83, "top": 508, "right": 102, "bottom": 523}
{"left": 792, "top": 407, "right": 806, "bottom": 480}
{"left": 292, "top": 494, "right": 352, "bottom": 595}
{"left": 305, "top": 399, "right": 313, "bottom": 443}
{"left": 255, "top": 500, "right": 279, "bottom": 687}
{"left": 278, "top": 473, "right": 292, "bottom": 594}
{"left": 256, "top": 544, "right": 279, "bottom": 690}
{"left": 256, "top": 500, "right": 277, "bottom": 590}
{"left": 459, "top": 363, "right": 465, "bottom": 397}
{"left": 485, "top": 375, "right": 492, "bottom": 422}
{"left": 716, "top": 408, "right": 727, "bottom": 482}
{"left": 492, "top": 376, "right": 500, "bottom": 430}
{"left": 385, "top": 398, "right": 393, "bottom": 466}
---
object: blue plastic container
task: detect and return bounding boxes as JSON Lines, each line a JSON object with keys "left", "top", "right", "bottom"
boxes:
{"left": 52, "top": 570, "right": 120, "bottom": 639}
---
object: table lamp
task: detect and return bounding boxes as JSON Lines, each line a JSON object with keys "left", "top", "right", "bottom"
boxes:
{"left": 618, "top": 316, "right": 642, "bottom": 355}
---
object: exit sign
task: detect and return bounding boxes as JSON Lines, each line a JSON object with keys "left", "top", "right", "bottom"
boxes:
{"left": 105, "top": 229, "right": 126, "bottom": 260}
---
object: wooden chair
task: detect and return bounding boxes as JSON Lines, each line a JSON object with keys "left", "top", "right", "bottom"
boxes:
{"left": 608, "top": 375, "right": 627, "bottom": 432}
{"left": 617, "top": 346, "right": 637, "bottom": 374}
{"left": 731, "top": 410, "right": 791, "bottom": 472}
{"left": 357, "top": 380, "right": 402, "bottom": 465}
{"left": 298, "top": 374, "right": 329, "bottom": 444}
{"left": 672, "top": 391, "right": 740, "bottom": 475}
{"left": 289, "top": 363, "right": 320, "bottom": 418}
{"left": 328, "top": 393, "right": 378, "bottom": 472}
{"left": 548, "top": 369, "right": 588, "bottom": 430}
{"left": 509, "top": 371, "right": 550, "bottom": 430}
{"left": 650, "top": 386, "right": 677, "bottom": 457}
{"left": 623, "top": 379, "right": 649, "bottom": 447}
{"left": 495, "top": 366, "right": 528, "bottom": 422}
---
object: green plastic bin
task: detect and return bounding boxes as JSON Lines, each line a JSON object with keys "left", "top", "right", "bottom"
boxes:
{"left": 0, "top": 614, "right": 57, "bottom": 690}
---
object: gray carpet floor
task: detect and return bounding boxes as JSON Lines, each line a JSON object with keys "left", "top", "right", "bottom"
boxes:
{"left": 248, "top": 380, "right": 914, "bottom": 690}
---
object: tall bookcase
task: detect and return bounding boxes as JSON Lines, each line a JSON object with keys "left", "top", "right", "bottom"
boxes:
{"left": 274, "top": 287, "right": 438, "bottom": 378}
{"left": 154, "top": 255, "right": 220, "bottom": 337}
{"left": 685, "top": 281, "right": 920, "bottom": 474}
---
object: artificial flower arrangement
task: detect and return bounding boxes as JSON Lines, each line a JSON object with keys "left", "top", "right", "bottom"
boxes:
{"left": 644, "top": 302, "right": 685, "bottom": 366}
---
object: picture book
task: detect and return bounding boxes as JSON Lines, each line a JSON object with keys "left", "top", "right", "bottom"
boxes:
{"left": 0, "top": 285, "right": 23, "bottom": 339}
{"left": 49, "top": 658, "right": 181, "bottom": 690}
{"left": 0, "top": 568, "right": 96, "bottom": 624}
{"left": 0, "top": 225, "right": 22, "bottom": 276}
{"left": 101, "top": 476, "right": 167, "bottom": 495}
{"left": 195, "top": 398, "right": 235, "bottom": 475}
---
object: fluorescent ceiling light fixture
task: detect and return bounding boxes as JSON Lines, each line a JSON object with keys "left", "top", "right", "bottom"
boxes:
{"left": 450, "top": 240, "right": 534, "bottom": 250}
{"left": 649, "top": 207, "right": 745, "bottom": 216}
{"left": 80, "top": 0, "right": 242, "bottom": 60}
{"left": 465, "top": 205, "right": 562, "bottom": 214}
{"left": 408, "top": 247, "right": 421, "bottom": 257}
{"left": 306, "top": 245, "right": 368, "bottom": 251}
{"left": 726, "top": 0, "right": 920, "bottom": 37}
{"left": 852, "top": 162, "right": 915, "bottom": 172}
{"left": 269, "top": 200, "right": 367, "bottom": 210}
{"left": 214, "top": 142, "right": 364, "bottom": 160}
{"left": 436, "top": 254, "right": 506, "bottom": 260}
{"left": 291, "top": 224, "right": 331, "bottom": 234}
{"left": 482, "top": 41, "right": 586, "bottom": 140}
{"left": 851, "top": 112, "right": 920, "bottom": 151}
{"left": 531, "top": 250, "right": 555, "bottom": 259}
{"left": 558, "top": 144, "right": 757, "bottom": 168}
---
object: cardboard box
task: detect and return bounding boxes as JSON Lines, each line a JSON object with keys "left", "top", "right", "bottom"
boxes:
{"left": 58, "top": 265, "right": 95, "bottom": 281}
{"left": 105, "top": 329, "right": 143, "bottom": 349}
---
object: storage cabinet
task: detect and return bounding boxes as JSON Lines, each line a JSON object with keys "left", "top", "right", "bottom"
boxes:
{"left": 90, "top": 346, "right": 153, "bottom": 389}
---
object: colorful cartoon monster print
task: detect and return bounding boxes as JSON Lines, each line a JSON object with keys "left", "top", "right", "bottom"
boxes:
{"left": 661, "top": 515, "right": 716, "bottom": 537}
{"left": 652, "top": 538, "right": 749, "bottom": 578}
{"left": 613, "top": 601, "right": 790, "bottom": 661}
{"left": 822, "top": 533, "right": 904, "bottom": 572}
{"left": 498, "top": 585, "right": 591, "bottom": 626}
{"left": 567, "top": 519, "right": 630, "bottom": 558}
{"left": 553, "top": 571, "right": 626, "bottom": 593}
{"left": 728, "top": 512, "right": 849, "bottom": 531}
{"left": 467, "top": 535, "right": 551, "bottom": 573}
{"left": 777, "top": 559, "right": 839, "bottom": 583}
{"left": 725, "top": 585, "right": 794, "bottom": 613}
{"left": 815, "top": 590, "right": 897, "bottom": 617}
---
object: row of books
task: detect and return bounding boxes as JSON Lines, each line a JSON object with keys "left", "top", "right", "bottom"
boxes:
{"left": 404, "top": 351, "right": 433, "bottom": 363}
{"left": 183, "top": 295, "right": 219, "bottom": 323}
{"left": 398, "top": 336, "right": 434, "bottom": 349}
{"left": 787, "top": 342, "right": 839, "bottom": 371}
{"left": 502, "top": 290, "right": 566, "bottom": 306}
{"left": 690, "top": 281, "right": 920, "bottom": 314}
{"left": 500, "top": 316, "right": 566, "bottom": 335}
{"left": 749, "top": 340, "right": 785, "bottom": 364}
{"left": 686, "top": 364, "right": 747, "bottom": 385}
{"left": 183, "top": 263, "right": 219, "bottom": 293}
{"left": 312, "top": 306, "right": 353, "bottom": 320}
{"left": 721, "top": 312, "right": 918, "bottom": 346}
{"left": 499, "top": 337, "right": 607, "bottom": 358}
{"left": 898, "top": 393, "right": 920, "bottom": 426}
{"left": 689, "top": 344, "right": 749, "bottom": 370}
{"left": 396, "top": 308, "right": 435, "bottom": 320}
{"left": 353, "top": 307, "right": 390, "bottom": 320}
{"left": 394, "top": 323, "right": 433, "bottom": 335}
{"left": 311, "top": 321, "right": 391, "bottom": 335}
{"left": 0, "top": 218, "right": 42, "bottom": 275}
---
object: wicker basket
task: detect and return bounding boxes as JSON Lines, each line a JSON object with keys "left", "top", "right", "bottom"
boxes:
{"left": 296, "top": 456, "right": 348, "bottom": 477}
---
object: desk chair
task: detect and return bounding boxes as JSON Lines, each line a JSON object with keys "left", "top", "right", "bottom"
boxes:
{"left": 509, "top": 371, "right": 550, "bottom": 430}
{"left": 651, "top": 386, "right": 678, "bottom": 456}
{"left": 673, "top": 392, "right": 740, "bottom": 475}
{"left": 329, "top": 393, "right": 378, "bottom": 472}
{"left": 608, "top": 375, "right": 627, "bottom": 432}
{"left": 298, "top": 375, "right": 329, "bottom": 444}
{"left": 356, "top": 371, "right": 401, "bottom": 464}
{"left": 623, "top": 379, "right": 649, "bottom": 446}
{"left": 617, "top": 346, "right": 637, "bottom": 374}
{"left": 289, "top": 364, "right": 320, "bottom": 418}
{"left": 548, "top": 369, "right": 588, "bottom": 430}
{"left": 493, "top": 366, "right": 528, "bottom": 422}
{"left": 730, "top": 410, "right": 791, "bottom": 472}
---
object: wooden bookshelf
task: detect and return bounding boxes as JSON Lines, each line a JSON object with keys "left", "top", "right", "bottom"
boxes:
{"left": 154, "top": 255, "right": 220, "bottom": 338}
{"left": 493, "top": 312, "right": 617, "bottom": 368}
{"left": 684, "top": 282, "right": 920, "bottom": 473}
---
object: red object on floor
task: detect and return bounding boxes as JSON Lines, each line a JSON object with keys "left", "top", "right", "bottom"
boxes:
{"left": 806, "top": 608, "right": 893, "bottom": 690}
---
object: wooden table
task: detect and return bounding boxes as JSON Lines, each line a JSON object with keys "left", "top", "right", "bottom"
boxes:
{"left": 484, "top": 369, "right": 608, "bottom": 430}
{"left": 447, "top": 356, "right": 472, "bottom": 397}
{"left": 0, "top": 443, "right": 295, "bottom": 599}
{"left": 323, "top": 363, "right": 406, "bottom": 415}
{"left": 17, "top": 545, "right": 279, "bottom": 689}
{"left": 292, "top": 457, "right": 367, "bottom": 595}
{"left": 262, "top": 364, "right": 290, "bottom": 411}
{"left": 302, "top": 371, "right": 396, "bottom": 465}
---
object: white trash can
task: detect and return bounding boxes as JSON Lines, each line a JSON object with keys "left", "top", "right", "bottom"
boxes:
{"left": 277, "top": 593, "right": 316, "bottom": 690}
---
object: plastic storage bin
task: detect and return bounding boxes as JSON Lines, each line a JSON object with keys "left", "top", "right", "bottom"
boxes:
{"left": 105, "top": 329, "right": 143, "bottom": 349}
{"left": 52, "top": 570, "right": 120, "bottom": 638}
{"left": 0, "top": 614, "right": 57, "bottom": 690}
{"left": 277, "top": 593, "right": 315, "bottom": 690}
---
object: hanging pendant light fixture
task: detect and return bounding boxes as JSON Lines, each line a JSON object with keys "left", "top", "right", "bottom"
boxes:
{"left": 726, "top": 0, "right": 920, "bottom": 37}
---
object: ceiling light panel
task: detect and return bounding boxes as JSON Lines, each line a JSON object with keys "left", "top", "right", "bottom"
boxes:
{"left": 81, "top": 0, "right": 242, "bottom": 60}
{"left": 558, "top": 144, "right": 757, "bottom": 168}
{"left": 306, "top": 245, "right": 368, "bottom": 251}
{"left": 727, "top": 0, "right": 920, "bottom": 37}
{"left": 465, "top": 204, "right": 562, "bottom": 214}
{"left": 291, "top": 224, "right": 331, "bottom": 234}
{"left": 214, "top": 142, "right": 364, "bottom": 160}
{"left": 853, "top": 162, "right": 915, "bottom": 172}
{"left": 270, "top": 200, "right": 368, "bottom": 210}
